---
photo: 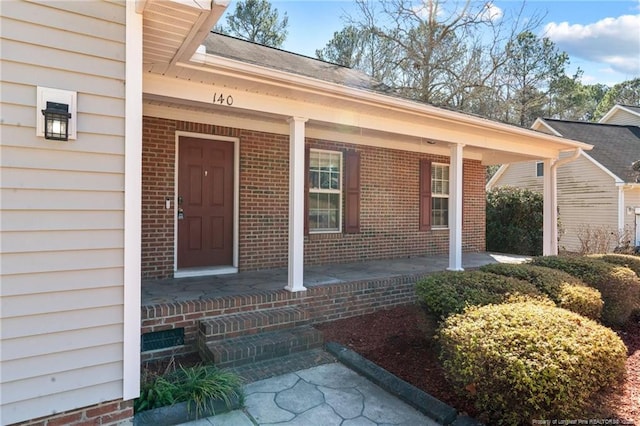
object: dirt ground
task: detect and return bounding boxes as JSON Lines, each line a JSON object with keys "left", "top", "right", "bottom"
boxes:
{"left": 316, "top": 304, "right": 640, "bottom": 425}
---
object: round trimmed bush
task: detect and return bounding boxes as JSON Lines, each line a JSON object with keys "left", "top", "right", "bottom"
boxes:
{"left": 480, "top": 263, "right": 603, "bottom": 320}
{"left": 531, "top": 256, "right": 640, "bottom": 327}
{"left": 416, "top": 271, "right": 541, "bottom": 319}
{"left": 438, "top": 300, "right": 627, "bottom": 424}
{"left": 558, "top": 284, "right": 603, "bottom": 320}
{"left": 594, "top": 254, "right": 640, "bottom": 278}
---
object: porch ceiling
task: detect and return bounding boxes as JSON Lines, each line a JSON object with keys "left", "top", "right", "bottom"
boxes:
{"left": 139, "top": 0, "right": 228, "bottom": 75}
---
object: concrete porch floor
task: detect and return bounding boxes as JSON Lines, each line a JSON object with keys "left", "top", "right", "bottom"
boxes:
{"left": 142, "top": 252, "right": 529, "bottom": 306}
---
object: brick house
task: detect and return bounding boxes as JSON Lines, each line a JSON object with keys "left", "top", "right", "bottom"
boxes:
{"left": 1, "top": 1, "right": 591, "bottom": 425}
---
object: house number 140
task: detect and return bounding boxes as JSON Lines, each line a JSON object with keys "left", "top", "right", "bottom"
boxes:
{"left": 213, "top": 93, "right": 233, "bottom": 106}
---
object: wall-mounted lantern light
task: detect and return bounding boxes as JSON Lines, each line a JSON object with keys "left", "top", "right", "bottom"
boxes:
{"left": 41, "top": 102, "right": 71, "bottom": 141}
{"left": 36, "top": 86, "right": 77, "bottom": 141}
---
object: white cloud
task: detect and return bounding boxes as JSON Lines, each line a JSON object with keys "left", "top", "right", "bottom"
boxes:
{"left": 543, "top": 14, "right": 640, "bottom": 76}
{"left": 480, "top": 2, "right": 503, "bottom": 22}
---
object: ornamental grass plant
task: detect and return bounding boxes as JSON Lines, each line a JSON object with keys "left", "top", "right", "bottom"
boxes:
{"left": 135, "top": 363, "right": 243, "bottom": 418}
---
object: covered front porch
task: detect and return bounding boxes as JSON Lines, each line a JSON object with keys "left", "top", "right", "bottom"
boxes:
{"left": 140, "top": 252, "right": 527, "bottom": 362}
{"left": 142, "top": 252, "right": 527, "bottom": 305}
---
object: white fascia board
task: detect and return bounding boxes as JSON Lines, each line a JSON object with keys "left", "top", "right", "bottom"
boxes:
{"left": 181, "top": 54, "right": 592, "bottom": 154}
{"left": 486, "top": 164, "right": 509, "bottom": 191}
{"left": 531, "top": 118, "right": 562, "bottom": 136}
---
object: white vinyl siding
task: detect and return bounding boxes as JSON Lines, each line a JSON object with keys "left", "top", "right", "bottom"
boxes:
{"left": 600, "top": 109, "right": 640, "bottom": 126}
{"left": 624, "top": 188, "right": 640, "bottom": 244}
{"left": 492, "top": 155, "right": 619, "bottom": 252}
{"left": 0, "top": 1, "right": 127, "bottom": 424}
{"left": 555, "top": 155, "right": 618, "bottom": 252}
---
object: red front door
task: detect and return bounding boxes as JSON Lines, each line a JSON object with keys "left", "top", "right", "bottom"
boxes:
{"left": 177, "top": 137, "right": 234, "bottom": 268}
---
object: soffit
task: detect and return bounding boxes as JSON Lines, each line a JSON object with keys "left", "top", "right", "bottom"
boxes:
{"left": 140, "top": 0, "right": 227, "bottom": 75}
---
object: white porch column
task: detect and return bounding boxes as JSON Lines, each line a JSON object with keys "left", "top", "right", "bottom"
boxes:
{"left": 542, "top": 159, "right": 557, "bottom": 256}
{"left": 285, "top": 116, "right": 308, "bottom": 292}
{"left": 447, "top": 143, "right": 464, "bottom": 271}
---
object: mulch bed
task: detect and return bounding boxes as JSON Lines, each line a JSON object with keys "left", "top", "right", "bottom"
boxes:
{"left": 316, "top": 304, "right": 640, "bottom": 425}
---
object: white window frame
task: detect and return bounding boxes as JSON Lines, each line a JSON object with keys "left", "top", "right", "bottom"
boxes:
{"left": 536, "top": 161, "right": 544, "bottom": 177}
{"left": 432, "top": 163, "right": 449, "bottom": 229}
{"left": 308, "top": 149, "right": 343, "bottom": 233}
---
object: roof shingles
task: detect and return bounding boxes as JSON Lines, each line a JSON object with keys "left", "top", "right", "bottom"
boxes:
{"left": 542, "top": 119, "right": 640, "bottom": 183}
{"left": 203, "top": 32, "right": 391, "bottom": 93}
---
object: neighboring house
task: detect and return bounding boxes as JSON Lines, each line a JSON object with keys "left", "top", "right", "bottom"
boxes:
{"left": 1, "top": 1, "right": 590, "bottom": 425}
{"left": 488, "top": 104, "right": 640, "bottom": 253}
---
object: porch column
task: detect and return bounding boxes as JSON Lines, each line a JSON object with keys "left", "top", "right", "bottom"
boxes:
{"left": 542, "top": 158, "right": 557, "bottom": 255}
{"left": 447, "top": 143, "right": 464, "bottom": 271}
{"left": 285, "top": 116, "right": 308, "bottom": 292}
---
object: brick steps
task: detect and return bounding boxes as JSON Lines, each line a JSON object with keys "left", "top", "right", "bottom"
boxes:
{"left": 199, "top": 325, "right": 323, "bottom": 368}
{"left": 199, "top": 306, "right": 310, "bottom": 342}
{"left": 197, "top": 306, "right": 323, "bottom": 368}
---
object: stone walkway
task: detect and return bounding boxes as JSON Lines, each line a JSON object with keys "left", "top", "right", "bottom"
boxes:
{"left": 177, "top": 363, "right": 441, "bottom": 425}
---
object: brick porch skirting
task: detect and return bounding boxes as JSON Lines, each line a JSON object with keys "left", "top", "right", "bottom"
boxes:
{"left": 141, "top": 273, "right": 426, "bottom": 362}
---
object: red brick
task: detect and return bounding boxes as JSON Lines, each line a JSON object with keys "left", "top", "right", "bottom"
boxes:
{"left": 141, "top": 116, "right": 485, "bottom": 278}
{"left": 45, "top": 412, "right": 83, "bottom": 426}
{"left": 85, "top": 401, "right": 120, "bottom": 418}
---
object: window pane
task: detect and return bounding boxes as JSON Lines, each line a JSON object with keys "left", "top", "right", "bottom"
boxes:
{"left": 331, "top": 171, "right": 339, "bottom": 189}
{"left": 329, "top": 193, "right": 339, "bottom": 209}
{"left": 431, "top": 164, "right": 450, "bottom": 196}
{"left": 310, "top": 170, "right": 320, "bottom": 189}
{"left": 329, "top": 210, "right": 338, "bottom": 229}
{"left": 432, "top": 197, "right": 449, "bottom": 227}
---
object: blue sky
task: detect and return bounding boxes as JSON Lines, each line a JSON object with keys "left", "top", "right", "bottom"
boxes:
{"left": 221, "top": 1, "right": 640, "bottom": 86}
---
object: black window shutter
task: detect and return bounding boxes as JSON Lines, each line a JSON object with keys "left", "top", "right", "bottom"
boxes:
{"left": 419, "top": 159, "right": 432, "bottom": 231}
{"left": 344, "top": 151, "right": 361, "bottom": 234}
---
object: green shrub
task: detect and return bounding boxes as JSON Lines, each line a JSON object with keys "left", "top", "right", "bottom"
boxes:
{"left": 416, "top": 271, "right": 541, "bottom": 319}
{"left": 135, "top": 364, "right": 243, "bottom": 417}
{"left": 558, "top": 284, "right": 603, "bottom": 320}
{"left": 594, "top": 253, "right": 640, "bottom": 278}
{"left": 438, "top": 300, "right": 627, "bottom": 425}
{"left": 531, "top": 256, "right": 640, "bottom": 327}
{"left": 480, "top": 263, "right": 603, "bottom": 320}
{"left": 486, "top": 186, "right": 543, "bottom": 256}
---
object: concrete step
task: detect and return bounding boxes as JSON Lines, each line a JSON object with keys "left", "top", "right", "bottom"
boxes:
{"left": 199, "top": 306, "right": 310, "bottom": 342}
{"left": 199, "top": 325, "right": 323, "bottom": 368}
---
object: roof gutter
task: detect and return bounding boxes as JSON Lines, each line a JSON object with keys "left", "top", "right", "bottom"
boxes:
{"left": 552, "top": 148, "right": 582, "bottom": 170}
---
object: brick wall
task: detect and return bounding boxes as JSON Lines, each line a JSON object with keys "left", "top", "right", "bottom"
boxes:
{"left": 12, "top": 400, "right": 133, "bottom": 426}
{"left": 142, "top": 116, "right": 486, "bottom": 279}
{"left": 141, "top": 275, "right": 423, "bottom": 362}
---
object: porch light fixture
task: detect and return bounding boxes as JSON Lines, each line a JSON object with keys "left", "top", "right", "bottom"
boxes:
{"left": 41, "top": 102, "right": 71, "bottom": 141}
{"left": 36, "top": 86, "right": 77, "bottom": 140}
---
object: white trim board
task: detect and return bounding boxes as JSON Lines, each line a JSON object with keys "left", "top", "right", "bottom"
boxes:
{"left": 123, "top": 1, "right": 143, "bottom": 401}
